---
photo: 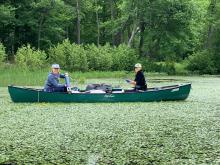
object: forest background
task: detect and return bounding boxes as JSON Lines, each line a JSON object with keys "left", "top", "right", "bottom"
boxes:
{"left": 0, "top": 0, "right": 219, "bottom": 75}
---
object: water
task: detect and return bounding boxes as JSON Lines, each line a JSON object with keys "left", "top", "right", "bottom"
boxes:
{"left": 0, "top": 76, "right": 220, "bottom": 164}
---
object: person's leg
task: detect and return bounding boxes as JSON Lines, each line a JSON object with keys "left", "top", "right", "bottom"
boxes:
{"left": 53, "top": 87, "right": 66, "bottom": 92}
{"left": 44, "top": 88, "right": 52, "bottom": 92}
{"left": 142, "top": 85, "right": 147, "bottom": 91}
{"left": 135, "top": 86, "right": 147, "bottom": 91}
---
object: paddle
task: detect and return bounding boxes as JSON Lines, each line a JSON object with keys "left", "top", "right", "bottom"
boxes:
{"left": 125, "top": 79, "right": 132, "bottom": 83}
{"left": 122, "top": 71, "right": 132, "bottom": 84}
{"left": 64, "top": 73, "right": 72, "bottom": 93}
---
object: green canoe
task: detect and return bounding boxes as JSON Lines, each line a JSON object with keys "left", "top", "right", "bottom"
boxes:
{"left": 8, "top": 83, "right": 191, "bottom": 103}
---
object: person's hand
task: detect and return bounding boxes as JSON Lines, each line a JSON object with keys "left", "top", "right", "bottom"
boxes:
{"left": 73, "top": 87, "right": 79, "bottom": 91}
{"left": 125, "top": 79, "right": 132, "bottom": 83}
{"left": 64, "top": 72, "right": 69, "bottom": 77}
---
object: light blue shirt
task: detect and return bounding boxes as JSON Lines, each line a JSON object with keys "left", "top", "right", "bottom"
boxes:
{"left": 44, "top": 72, "right": 65, "bottom": 91}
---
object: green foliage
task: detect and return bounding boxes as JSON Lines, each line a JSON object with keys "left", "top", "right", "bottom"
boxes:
{"left": 140, "top": 59, "right": 164, "bottom": 73}
{"left": 48, "top": 39, "right": 88, "bottom": 72}
{"left": 0, "top": 5, "right": 15, "bottom": 25}
{"left": 174, "top": 62, "right": 189, "bottom": 75}
{"left": 33, "top": 0, "right": 73, "bottom": 49}
{"left": 163, "top": 61, "right": 176, "bottom": 75}
{"left": 209, "top": 2, "right": 220, "bottom": 73}
{"left": 112, "top": 44, "right": 138, "bottom": 71}
{"left": 141, "top": 60, "right": 187, "bottom": 75}
{"left": 85, "top": 44, "right": 113, "bottom": 71}
{"left": 0, "top": 43, "right": 6, "bottom": 63}
{"left": 213, "top": 52, "right": 220, "bottom": 73}
{"left": 1, "top": 0, "right": 220, "bottom": 74}
{"left": 14, "top": 41, "right": 139, "bottom": 72}
{"left": 15, "top": 45, "right": 47, "bottom": 71}
{"left": 186, "top": 51, "right": 216, "bottom": 74}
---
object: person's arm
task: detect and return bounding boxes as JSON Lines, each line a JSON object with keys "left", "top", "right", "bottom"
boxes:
{"left": 60, "top": 73, "right": 69, "bottom": 78}
{"left": 133, "top": 72, "right": 142, "bottom": 85}
{"left": 125, "top": 79, "right": 136, "bottom": 85}
{"left": 49, "top": 75, "right": 65, "bottom": 88}
{"left": 60, "top": 74, "right": 65, "bottom": 78}
{"left": 130, "top": 80, "right": 136, "bottom": 85}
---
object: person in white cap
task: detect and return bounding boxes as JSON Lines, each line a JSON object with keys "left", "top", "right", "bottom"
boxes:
{"left": 44, "top": 64, "right": 68, "bottom": 92}
{"left": 126, "top": 63, "right": 147, "bottom": 90}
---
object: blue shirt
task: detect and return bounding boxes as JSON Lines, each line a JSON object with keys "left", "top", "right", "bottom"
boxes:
{"left": 44, "top": 72, "right": 65, "bottom": 90}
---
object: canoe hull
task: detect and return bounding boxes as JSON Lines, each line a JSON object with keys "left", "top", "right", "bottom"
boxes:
{"left": 8, "top": 84, "right": 191, "bottom": 103}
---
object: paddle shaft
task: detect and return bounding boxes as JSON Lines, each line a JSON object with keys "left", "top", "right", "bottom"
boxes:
{"left": 65, "top": 75, "right": 71, "bottom": 93}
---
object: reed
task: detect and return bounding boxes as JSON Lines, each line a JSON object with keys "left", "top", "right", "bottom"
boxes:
{"left": 0, "top": 66, "right": 167, "bottom": 87}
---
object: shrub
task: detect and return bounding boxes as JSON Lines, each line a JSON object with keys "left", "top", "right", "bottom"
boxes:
{"left": 163, "top": 61, "right": 176, "bottom": 75}
{"left": 85, "top": 44, "right": 112, "bottom": 71}
{"left": 111, "top": 44, "right": 138, "bottom": 71}
{"left": 174, "top": 62, "right": 189, "bottom": 75}
{"left": 139, "top": 59, "right": 163, "bottom": 73}
{"left": 186, "top": 51, "right": 216, "bottom": 74}
{"left": 48, "top": 39, "right": 88, "bottom": 72}
{"left": 0, "top": 43, "right": 6, "bottom": 64}
{"left": 140, "top": 59, "right": 176, "bottom": 75}
{"left": 15, "top": 44, "right": 47, "bottom": 71}
{"left": 213, "top": 52, "right": 220, "bottom": 73}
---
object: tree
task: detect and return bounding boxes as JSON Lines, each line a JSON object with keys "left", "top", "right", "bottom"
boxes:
{"left": 94, "top": 0, "right": 101, "bottom": 46}
{"left": 205, "top": 0, "right": 217, "bottom": 49}
{"left": 208, "top": 0, "right": 220, "bottom": 72}
{"left": 0, "top": 4, "right": 15, "bottom": 57}
{"left": 76, "top": 0, "right": 81, "bottom": 44}
{"left": 1, "top": 0, "right": 219, "bottom": 74}
{"left": 32, "top": 0, "right": 73, "bottom": 49}
{"left": 0, "top": 43, "right": 6, "bottom": 63}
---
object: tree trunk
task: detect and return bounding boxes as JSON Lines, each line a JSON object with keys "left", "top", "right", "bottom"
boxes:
{"left": 101, "top": 2, "right": 107, "bottom": 44}
{"left": 114, "top": 31, "right": 122, "bottom": 46}
{"left": 66, "top": 26, "right": 69, "bottom": 39}
{"left": 128, "top": 24, "right": 139, "bottom": 47}
{"left": 110, "top": 0, "right": 115, "bottom": 45}
{"left": 95, "top": 2, "right": 100, "bottom": 46}
{"left": 127, "top": 25, "right": 132, "bottom": 42}
{"left": 205, "top": 25, "right": 214, "bottom": 48}
{"left": 139, "top": 21, "right": 145, "bottom": 56}
{"left": 76, "top": 0, "right": 80, "bottom": 44}
{"left": 37, "top": 16, "right": 43, "bottom": 50}
{"left": 11, "top": 30, "right": 15, "bottom": 57}
{"left": 204, "top": 0, "right": 217, "bottom": 49}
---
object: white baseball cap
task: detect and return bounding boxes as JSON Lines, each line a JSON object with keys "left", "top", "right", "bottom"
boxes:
{"left": 134, "top": 63, "right": 142, "bottom": 68}
{"left": 51, "top": 64, "right": 60, "bottom": 69}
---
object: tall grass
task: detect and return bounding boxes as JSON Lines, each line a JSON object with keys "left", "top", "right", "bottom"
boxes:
{"left": 0, "top": 65, "right": 168, "bottom": 87}
{"left": 0, "top": 66, "right": 47, "bottom": 87}
{"left": 0, "top": 66, "right": 129, "bottom": 87}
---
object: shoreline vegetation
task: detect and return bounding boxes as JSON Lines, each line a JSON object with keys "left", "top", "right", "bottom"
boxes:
{"left": 0, "top": 67, "right": 219, "bottom": 87}
{"left": 0, "top": 39, "right": 220, "bottom": 78}
{"left": 1, "top": 0, "right": 220, "bottom": 76}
